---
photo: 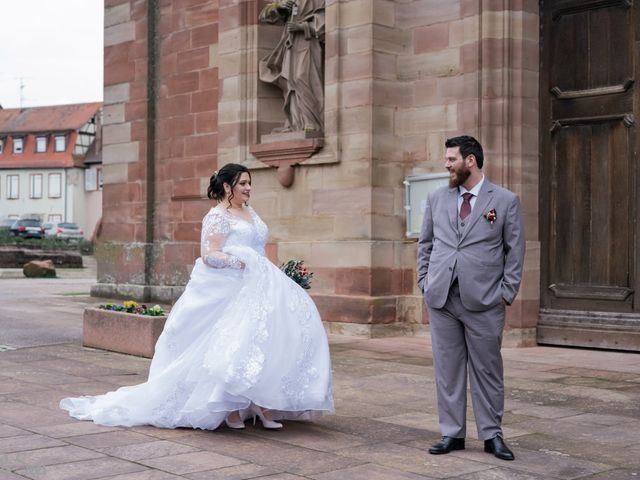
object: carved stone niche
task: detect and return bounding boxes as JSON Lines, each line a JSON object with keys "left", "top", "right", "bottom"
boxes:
{"left": 248, "top": 1, "right": 329, "bottom": 187}
{"left": 218, "top": 1, "right": 337, "bottom": 184}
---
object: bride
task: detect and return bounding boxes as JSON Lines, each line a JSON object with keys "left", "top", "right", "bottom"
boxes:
{"left": 60, "top": 163, "right": 334, "bottom": 430}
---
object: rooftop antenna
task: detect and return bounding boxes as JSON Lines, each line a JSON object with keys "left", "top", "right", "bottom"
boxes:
{"left": 0, "top": 75, "right": 35, "bottom": 108}
{"left": 19, "top": 77, "right": 25, "bottom": 108}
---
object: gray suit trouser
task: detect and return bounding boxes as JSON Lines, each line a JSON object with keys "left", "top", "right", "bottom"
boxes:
{"left": 427, "top": 280, "right": 505, "bottom": 440}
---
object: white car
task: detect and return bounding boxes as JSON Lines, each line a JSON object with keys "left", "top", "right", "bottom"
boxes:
{"left": 44, "top": 222, "right": 84, "bottom": 241}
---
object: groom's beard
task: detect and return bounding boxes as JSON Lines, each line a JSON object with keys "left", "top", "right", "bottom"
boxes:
{"left": 448, "top": 164, "right": 471, "bottom": 188}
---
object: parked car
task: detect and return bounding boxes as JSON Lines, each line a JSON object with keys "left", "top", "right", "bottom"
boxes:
{"left": 10, "top": 219, "right": 44, "bottom": 239}
{"left": 44, "top": 222, "right": 84, "bottom": 241}
{"left": 0, "top": 218, "right": 16, "bottom": 234}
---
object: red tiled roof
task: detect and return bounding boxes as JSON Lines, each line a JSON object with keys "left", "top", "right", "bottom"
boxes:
{"left": 0, "top": 103, "right": 102, "bottom": 169}
{"left": 0, "top": 102, "right": 102, "bottom": 134}
{"left": 0, "top": 132, "right": 84, "bottom": 169}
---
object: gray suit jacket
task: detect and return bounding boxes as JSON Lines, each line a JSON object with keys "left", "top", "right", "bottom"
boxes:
{"left": 417, "top": 179, "right": 525, "bottom": 312}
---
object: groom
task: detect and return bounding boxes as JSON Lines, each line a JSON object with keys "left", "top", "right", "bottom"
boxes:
{"left": 417, "top": 135, "right": 525, "bottom": 461}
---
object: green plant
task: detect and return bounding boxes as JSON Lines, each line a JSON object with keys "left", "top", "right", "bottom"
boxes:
{"left": 0, "top": 234, "right": 93, "bottom": 253}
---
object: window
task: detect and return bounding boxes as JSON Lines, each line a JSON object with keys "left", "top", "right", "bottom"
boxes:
{"left": 48, "top": 214, "right": 62, "bottom": 223}
{"left": 7, "top": 175, "right": 19, "bottom": 199}
{"left": 29, "top": 174, "right": 43, "bottom": 199}
{"left": 0, "top": 138, "right": 4, "bottom": 154}
{"left": 48, "top": 173, "right": 62, "bottom": 198}
{"left": 85, "top": 167, "right": 104, "bottom": 192}
{"left": 36, "top": 136, "right": 48, "bottom": 153}
{"left": 85, "top": 168, "right": 97, "bottom": 191}
{"left": 54, "top": 135, "right": 66, "bottom": 152}
{"left": 13, "top": 137, "right": 24, "bottom": 154}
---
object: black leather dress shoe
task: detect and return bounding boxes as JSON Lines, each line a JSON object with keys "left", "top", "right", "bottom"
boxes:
{"left": 484, "top": 435, "right": 515, "bottom": 460}
{"left": 428, "top": 436, "right": 465, "bottom": 455}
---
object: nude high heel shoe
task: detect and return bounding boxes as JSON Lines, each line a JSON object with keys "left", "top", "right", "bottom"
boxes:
{"left": 250, "top": 404, "right": 283, "bottom": 430}
{"left": 224, "top": 412, "right": 245, "bottom": 430}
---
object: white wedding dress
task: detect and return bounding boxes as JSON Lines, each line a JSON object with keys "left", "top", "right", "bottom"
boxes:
{"left": 60, "top": 205, "right": 334, "bottom": 429}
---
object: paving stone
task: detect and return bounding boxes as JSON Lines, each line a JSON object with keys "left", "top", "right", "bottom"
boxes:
{"left": 311, "top": 462, "right": 438, "bottom": 479}
{"left": 504, "top": 368, "right": 572, "bottom": 382}
{"left": 4, "top": 388, "right": 77, "bottom": 410}
{"left": 101, "top": 471, "right": 183, "bottom": 480}
{"left": 0, "top": 364, "right": 91, "bottom": 386}
{"left": 0, "top": 468, "right": 29, "bottom": 479}
{"left": 233, "top": 475, "right": 308, "bottom": 479}
{"left": 129, "top": 426, "right": 200, "bottom": 440}
{"left": 315, "top": 415, "right": 426, "bottom": 444}
{"left": 334, "top": 386, "right": 426, "bottom": 407}
{"left": 23, "top": 359, "right": 130, "bottom": 378}
{"left": 545, "top": 385, "right": 635, "bottom": 404}
{"left": 552, "top": 375, "right": 636, "bottom": 391}
{"left": 64, "top": 430, "right": 155, "bottom": 449}
{"left": 0, "top": 350, "right": 62, "bottom": 364}
{"left": 98, "top": 375, "right": 150, "bottom": 386}
{"left": 98, "top": 439, "right": 200, "bottom": 461}
{"left": 509, "top": 404, "right": 583, "bottom": 420}
{"left": 459, "top": 447, "right": 612, "bottom": 479}
{"left": 348, "top": 372, "right": 432, "bottom": 391}
{"left": 0, "top": 402, "right": 77, "bottom": 429}
{"left": 185, "top": 463, "right": 280, "bottom": 479}
{"left": 177, "top": 432, "right": 365, "bottom": 476}
{"left": 331, "top": 399, "right": 416, "bottom": 418}
{"left": 336, "top": 442, "right": 492, "bottom": 478}
{"left": 548, "top": 367, "right": 640, "bottom": 383}
{"left": 375, "top": 411, "right": 440, "bottom": 432}
{"left": 574, "top": 469, "right": 640, "bottom": 479}
{"left": 14, "top": 457, "right": 147, "bottom": 480}
{"left": 139, "top": 451, "right": 245, "bottom": 475}
{"left": 0, "top": 435, "right": 66, "bottom": 454}
{"left": 512, "top": 418, "right": 640, "bottom": 449}
{"left": 0, "top": 445, "right": 104, "bottom": 471}
{"left": 0, "top": 377, "right": 49, "bottom": 396}
{"left": 0, "top": 427, "right": 29, "bottom": 440}
{"left": 457, "top": 467, "right": 548, "bottom": 479}
{"left": 337, "top": 349, "right": 407, "bottom": 361}
{"left": 29, "top": 421, "right": 121, "bottom": 438}
{"left": 58, "top": 381, "right": 126, "bottom": 396}
{"left": 244, "top": 421, "right": 366, "bottom": 451}
{"left": 559, "top": 413, "right": 636, "bottom": 427}
{"left": 512, "top": 433, "right": 640, "bottom": 469}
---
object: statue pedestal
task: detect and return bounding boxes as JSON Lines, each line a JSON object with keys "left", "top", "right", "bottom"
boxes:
{"left": 250, "top": 131, "right": 323, "bottom": 187}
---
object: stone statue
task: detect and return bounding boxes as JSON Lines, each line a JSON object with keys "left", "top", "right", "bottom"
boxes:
{"left": 259, "top": 0, "right": 325, "bottom": 135}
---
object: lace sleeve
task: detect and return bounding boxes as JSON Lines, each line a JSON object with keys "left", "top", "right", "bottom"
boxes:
{"left": 200, "top": 212, "right": 244, "bottom": 269}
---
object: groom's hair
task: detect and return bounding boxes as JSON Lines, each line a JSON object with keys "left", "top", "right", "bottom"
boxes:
{"left": 445, "top": 135, "right": 484, "bottom": 169}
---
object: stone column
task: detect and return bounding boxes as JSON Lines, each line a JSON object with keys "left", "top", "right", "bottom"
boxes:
{"left": 94, "top": 0, "right": 220, "bottom": 302}
{"left": 93, "top": 0, "right": 150, "bottom": 300}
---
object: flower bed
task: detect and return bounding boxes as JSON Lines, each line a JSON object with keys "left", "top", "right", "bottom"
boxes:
{"left": 83, "top": 302, "right": 168, "bottom": 358}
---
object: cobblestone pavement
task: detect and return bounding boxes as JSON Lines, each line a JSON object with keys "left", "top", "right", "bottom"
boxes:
{"left": 1, "top": 267, "right": 640, "bottom": 479}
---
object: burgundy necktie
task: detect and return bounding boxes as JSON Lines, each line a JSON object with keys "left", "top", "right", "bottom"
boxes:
{"left": 460, "top": 192, "right": 473, "bottom": 221}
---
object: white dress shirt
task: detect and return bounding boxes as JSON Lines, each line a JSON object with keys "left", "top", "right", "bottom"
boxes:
{"left": 457, "top": 175, "right": 485, "bottom": 215}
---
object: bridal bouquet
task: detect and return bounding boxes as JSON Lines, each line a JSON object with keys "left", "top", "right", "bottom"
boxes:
{"left": 279, "top": 259, "right": 313, "bottom": 289}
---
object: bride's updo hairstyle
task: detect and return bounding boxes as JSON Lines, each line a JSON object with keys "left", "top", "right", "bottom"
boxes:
{"left": 207, "top": 163, "right": 251, "bottom": 203}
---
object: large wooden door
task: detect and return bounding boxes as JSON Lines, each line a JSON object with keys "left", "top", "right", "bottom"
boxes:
{"left": 539, "top": 0, "right": 640, "bottom": 350}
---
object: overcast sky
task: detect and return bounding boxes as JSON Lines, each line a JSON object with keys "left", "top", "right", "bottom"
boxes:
{"left": 0, "top": 0, "right": 103, "bottom": 109}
